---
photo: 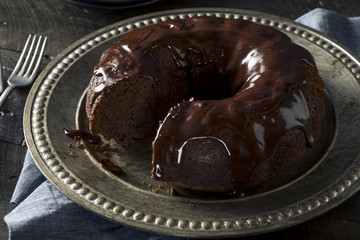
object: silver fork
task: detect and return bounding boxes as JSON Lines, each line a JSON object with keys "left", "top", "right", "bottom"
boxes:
{"left": 0, "top": 35, "right": 47, "bottom": 108}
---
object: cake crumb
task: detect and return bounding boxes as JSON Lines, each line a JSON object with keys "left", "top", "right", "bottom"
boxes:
{"left": 92, "top": 142, "right": 111, "bottom": 152}
{"left": 69, "top": 152, "right": 75, "bottom": 157}
{"left": 76, "top": 140, "right": 85, "bottom": 148}
{"left": 146, "top": 196, "right": 150, "bottom": 199}
{"left": 167, "top": 187, "right": 178, "bottom": 196}
{"left": 67, "top": 143, "right": 72, "bottom": 148}
{"left": 152, "top": 188, "right": 159, "bottom": 193}
{"left": 188, "top": 203, "right": 195, "bottom": 207}
{"left": 101, "top": 142, "right": 111, "bottom": 150}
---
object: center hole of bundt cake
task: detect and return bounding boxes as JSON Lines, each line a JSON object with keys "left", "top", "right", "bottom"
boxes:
{"left": 188, "top": 68, "right": 240, "bottom": 100}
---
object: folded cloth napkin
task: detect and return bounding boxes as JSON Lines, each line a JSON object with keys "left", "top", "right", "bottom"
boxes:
{"left": 296, "top": 8, "right": 360, "bottom": 55}
{"left": 4, "top": 8, "right": 360, "bottom": 240}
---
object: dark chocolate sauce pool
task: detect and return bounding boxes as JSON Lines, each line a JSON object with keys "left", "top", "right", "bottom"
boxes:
{"left": 63, "top": 128, "right": 101, "bottom": 144}
{"left": 63, "top": 128, "right": 124, "bottom": 176}
{"left": 100, "top": 159, "right": 124, "bottom": 176}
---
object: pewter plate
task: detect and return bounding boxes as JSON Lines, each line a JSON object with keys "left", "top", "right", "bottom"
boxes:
{"left": 24, "top": 8, "right": 360, "bottom": 238}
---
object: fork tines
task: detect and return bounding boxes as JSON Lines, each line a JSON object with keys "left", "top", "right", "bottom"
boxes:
{"left": 12, "top": 34, "right": 48, "bottom": 79}
{"left": 0, "top": 34, "right": 47, "bottom": 108}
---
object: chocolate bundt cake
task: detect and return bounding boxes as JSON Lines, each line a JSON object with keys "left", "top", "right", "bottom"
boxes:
{"left": 86, "top": 16, "right": 325, "bottom": 194}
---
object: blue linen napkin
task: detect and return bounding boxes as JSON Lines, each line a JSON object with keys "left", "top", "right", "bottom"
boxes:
{"left": 4, "top": 8, "right": 360, "bottom": 240}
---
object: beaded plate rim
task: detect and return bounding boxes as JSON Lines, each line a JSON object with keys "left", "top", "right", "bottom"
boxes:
{"left": 24, "top": 8, "right": 360, "bottom": 237}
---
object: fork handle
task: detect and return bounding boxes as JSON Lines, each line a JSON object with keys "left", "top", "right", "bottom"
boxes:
{"left": 0, "top": 85, "right": 15, "bottom": 108}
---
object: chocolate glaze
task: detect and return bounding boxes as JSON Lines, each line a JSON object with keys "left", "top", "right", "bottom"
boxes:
{"left": 100, "top": 159, "right": 124, "bottom": 176}
{"left": 63, "top": 128, "right": 101, "bottom": 144}
{"left": 86, "top": 16, "right": 321, "bottom": 192}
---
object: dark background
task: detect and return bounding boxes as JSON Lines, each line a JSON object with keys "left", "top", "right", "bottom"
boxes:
{"left": 0, "top": 0, "right": 359, "bottom": 239}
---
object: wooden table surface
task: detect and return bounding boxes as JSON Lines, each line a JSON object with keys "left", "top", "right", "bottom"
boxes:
{"left": 0, "top": 0, "right": 359, "bottom": 239}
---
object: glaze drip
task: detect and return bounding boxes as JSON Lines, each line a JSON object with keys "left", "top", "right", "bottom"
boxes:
{"left": 63, "top": 128, "right": 101, "bottom": 144}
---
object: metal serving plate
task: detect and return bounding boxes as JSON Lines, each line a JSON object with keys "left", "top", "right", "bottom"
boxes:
{"left": 24, "top": 8, "right": 360, "bottom": 238}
